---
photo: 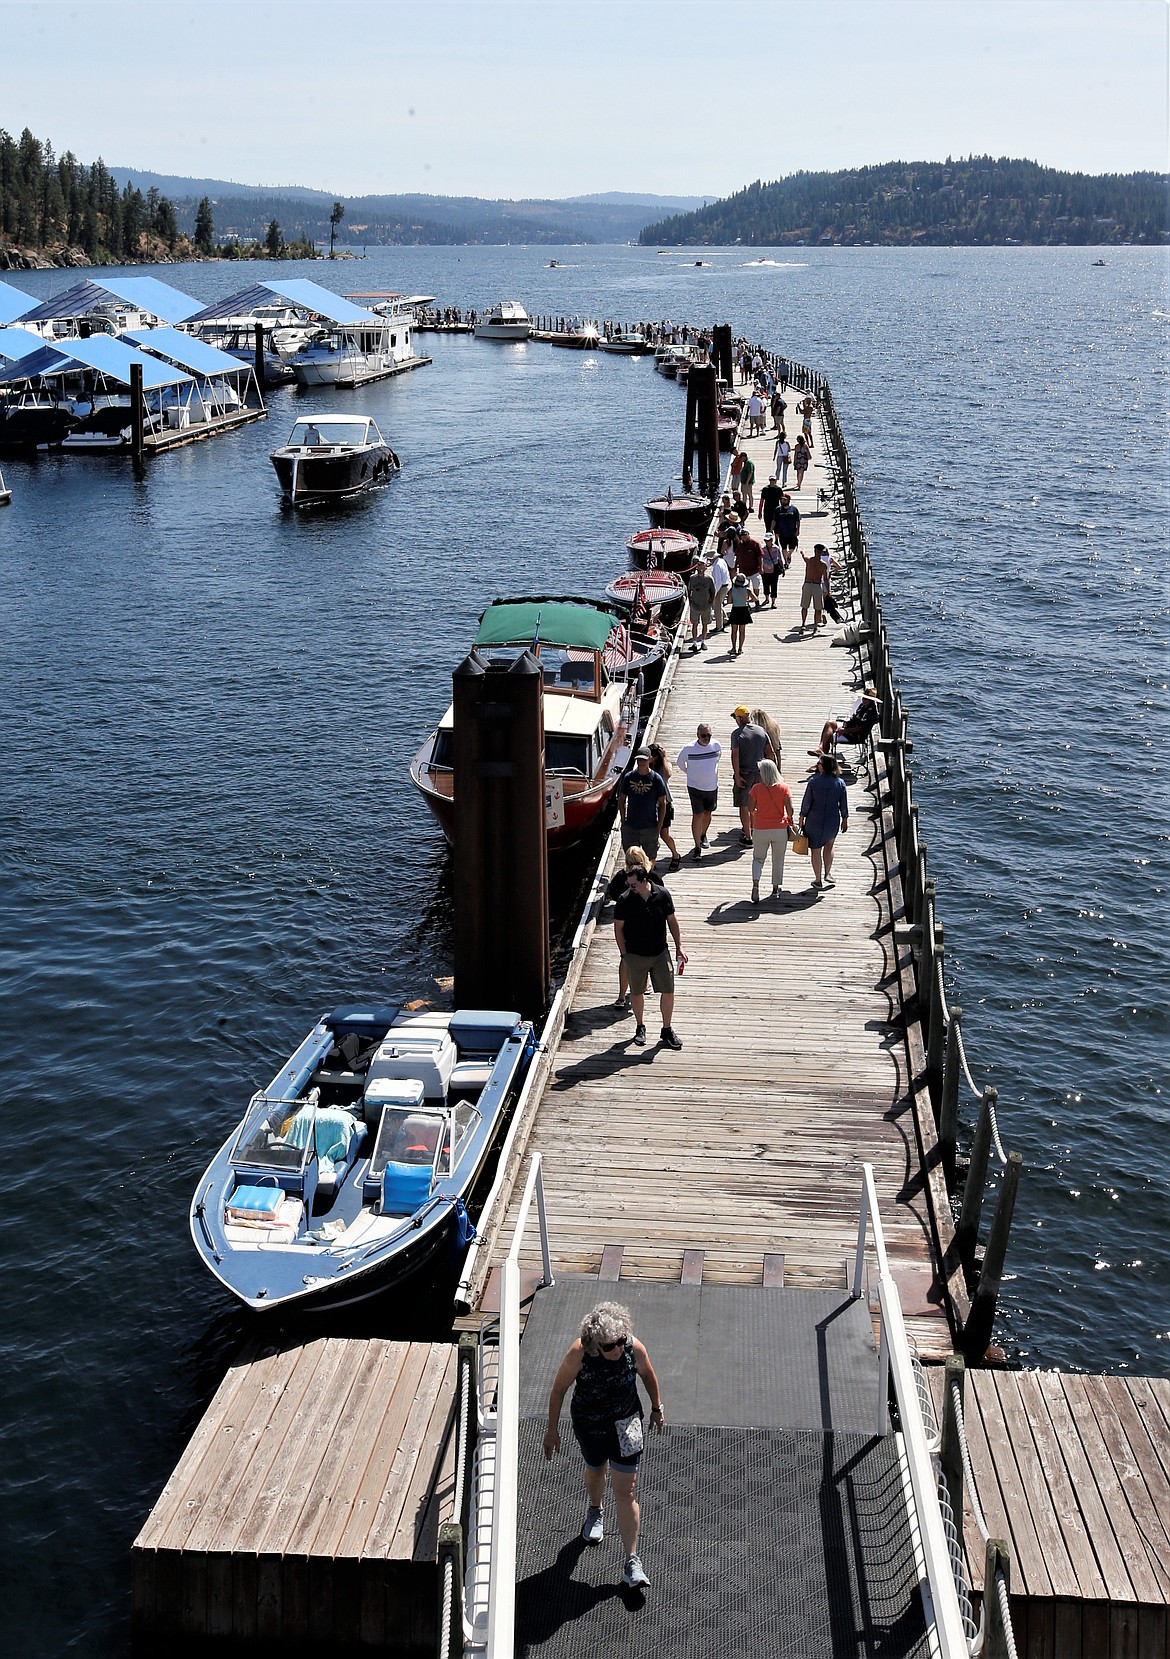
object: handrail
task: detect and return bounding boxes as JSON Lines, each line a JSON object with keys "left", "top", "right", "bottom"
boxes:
{"left": 854, "top": 1163, "right": 970, "bottom": 1657}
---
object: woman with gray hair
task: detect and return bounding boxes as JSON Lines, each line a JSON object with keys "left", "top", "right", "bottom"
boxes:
{"left": 543, "top": 1301, "right": 664, "bottom": 1591}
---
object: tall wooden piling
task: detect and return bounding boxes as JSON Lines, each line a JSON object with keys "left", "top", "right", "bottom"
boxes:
{"left": 963, "top": 1151, "right": 1022, "bottom": 1359}
{"left": 712, "top": 322, "right": 733, "bottom": 386}
{"left": 692, "top": 361, "right": 720, "bottom": 494}
{"left": 254, "top": 321, "right": 266, "bottom": 394}
{"left": 452, "top": 650, "right": 550, "bottom": 1020}
{"left": 956, "top": 1087, "right": 997, "bottom": 1269}
{"left": 130, "top": 361, "right": 144, "bottom": 460}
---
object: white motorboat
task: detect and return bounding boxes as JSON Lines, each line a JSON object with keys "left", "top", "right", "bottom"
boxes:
{"left": 270, "top": 414, "right": 399, "bottom": 505}
{"left": 474, "top": 301, "right": 531, "bottom": 341}
{"left": 598, "top": 333, "right": 648, "bottom": 355}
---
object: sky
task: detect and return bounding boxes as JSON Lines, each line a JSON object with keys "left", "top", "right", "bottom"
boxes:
{"left": 1, "top": 0, "right": 1166, "bottom": 199}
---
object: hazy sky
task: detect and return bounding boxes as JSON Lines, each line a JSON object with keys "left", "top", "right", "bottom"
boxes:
{"left": 2, "top": 0, "right": 1166, "bottom": 198}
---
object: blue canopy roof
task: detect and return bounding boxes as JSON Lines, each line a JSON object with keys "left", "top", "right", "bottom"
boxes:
{"left": 0, "top": 279, "right": 35, "bottom": 325}
{"left": 260, "top": 279, "right": 380, "bottom": 325}
{"left": 0, "top": 334, "right": 191, "bottom": 389}
{"left": 0, "top": 326, "right": 46, "bottom": 364}
{"left": 19, "top": 276, "right": 200, "bottom": 326}
{"left": 123, "top": 327, "right": 251, "bottom": 379}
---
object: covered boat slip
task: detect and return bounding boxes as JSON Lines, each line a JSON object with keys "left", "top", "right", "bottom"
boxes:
{"left": 0, "top": 276, "right": 35, "bottom": 325}
{"left": 14, "top": 273, "right": 204, "bottom": 336}
{"left": 483, "top": 394, "right": 957, "bottom": 1361}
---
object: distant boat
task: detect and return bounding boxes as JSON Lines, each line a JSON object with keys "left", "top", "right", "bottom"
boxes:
{"left": 1091, "top": 258, "right": 1107, "bottom": 267}
{"left": 597, "top": 333, "right": 648, "bottom": 355}
{"left": 548, "top": 259, "right": 561, "bottom": 269}
{"left": 270, "top": 414, "right": 399, "bottom": 505}
{"left": 474, "top": 300, "right": 531, "bottom": 340}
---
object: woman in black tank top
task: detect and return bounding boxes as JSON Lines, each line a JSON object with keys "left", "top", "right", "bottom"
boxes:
{"left": 543, "top": 1301, "right": 664, "bottom": 1592}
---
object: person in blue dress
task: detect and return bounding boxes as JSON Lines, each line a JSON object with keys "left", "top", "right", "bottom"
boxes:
{"left": 799, "top": 751, "right": 849, "bottom": 890}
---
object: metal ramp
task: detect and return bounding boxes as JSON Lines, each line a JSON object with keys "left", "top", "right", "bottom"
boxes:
{"left": 510, "top": 1278, "right": 929, "bottom": 1659}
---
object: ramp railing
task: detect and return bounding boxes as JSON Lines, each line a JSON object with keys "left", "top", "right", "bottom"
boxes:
{"left": 853, "top": 1163, "right": 973, "bottom": 1658}
{"left": 462, "top": 1155, "right": 553, "bottom": 1659}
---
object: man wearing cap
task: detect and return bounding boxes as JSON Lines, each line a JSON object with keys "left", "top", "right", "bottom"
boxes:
{"left": 686, "top": 560, "right": 716, "bottom": 652}
{"left": 773, "top": 491, "right": 800, "bottom": 570}
{"left": 732, "top": 525, "right": 763, "bottom": 609}
{"left": 758, "top": 473, "right": 783, "bottom": 538}
{"left": 618, "top": 748, "right": 668, "bottom": 861}
{"left": 675, "top": 721, "right": 723, "bottom": 859}
{"left": 613, "top": 866, "right": 687, "bottom": 1050}
{"left": 730, "top": 707, "right": 776, "bottom": 846}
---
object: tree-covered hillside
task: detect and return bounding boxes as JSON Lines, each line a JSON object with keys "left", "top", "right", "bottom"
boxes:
{"left": 640, "top": 158, "right": 1170, "bottom": 247}
{"left": 0, "top": 126, "right": 182, "bottom": 263}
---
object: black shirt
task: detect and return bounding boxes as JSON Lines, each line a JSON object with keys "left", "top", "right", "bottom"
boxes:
{"left": 614, "top": 884, "right": 676, "bottom": 957}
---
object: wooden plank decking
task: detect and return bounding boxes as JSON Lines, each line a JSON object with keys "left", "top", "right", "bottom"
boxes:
{"left": 489, "top": 383, "right": 954, "bottom": 1359}
{"left": 131, "top": 1336, "right": 456, "bottom": 1652}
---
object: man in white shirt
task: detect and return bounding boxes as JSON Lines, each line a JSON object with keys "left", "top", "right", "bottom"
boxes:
{"left": 709, "top": 547, "right": 731, "bottom": 631}
{"left": 675, "top": 723, "right": 723, "bottom": 859}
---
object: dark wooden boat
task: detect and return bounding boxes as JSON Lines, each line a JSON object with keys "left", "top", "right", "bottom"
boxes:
{"left": 625, "top": 527, "right": 700, "bottom": 571}
{"left": 643, "top": 492, "right": 715, "bottom": 537}
{"left": 604, "top": 570, "right": 687, "bottom": 610}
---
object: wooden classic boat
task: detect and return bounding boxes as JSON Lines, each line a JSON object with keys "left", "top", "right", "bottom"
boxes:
{"left": 625, "top": 527, "right": 700, "bottom": 570}
{"left": 644, "top": 490, "right": 715, "bottom": 537}
{"left": 548, "top": 322, "right": 600, "bottom": 349}
{"left": 190, "top": 1005, "right": 534, "bottom": 1312}
{"left": 474, "top": 301, "right": 531, "bottom": 340}
{"left": 269, "top": 414, "right": 399, "bottom": 504}
{"left": 604, "top": 569, "right": 687, "bottom": 611}
{"left": 410, "top": 598, "right": 641, "bottom": 850}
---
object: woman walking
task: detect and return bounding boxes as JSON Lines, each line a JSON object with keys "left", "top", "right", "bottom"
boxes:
{"left": 648, "top": 743, "right": 681, "bottom": 871}
{"left": 792, "top": 434, "right": 811, "bottom": 492}
{"left": 748, "top": 758, "right": 794, "bottom": 902}
{"left": 737, "top": 450, "right": 756, "bottom": 511}
{"left": 543, "top": 1301, "right": 664, "bottom": 1591}
{"left": 728, "top": 572, "right": 753, "bottom": 656}
{"left": 799, "top": 752, "right": 849, "bottom": 891}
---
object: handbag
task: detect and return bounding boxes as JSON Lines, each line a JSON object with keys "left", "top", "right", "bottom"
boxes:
{"left": 615, "top": 1412, "right": 644, "bottom": 1457}
{"left": 792, "top": 830, "right": 809, "bottom": 855}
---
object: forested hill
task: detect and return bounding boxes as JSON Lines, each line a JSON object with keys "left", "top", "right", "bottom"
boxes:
{"left": 639, "top": 159, "right": 1170, "bottom": 247}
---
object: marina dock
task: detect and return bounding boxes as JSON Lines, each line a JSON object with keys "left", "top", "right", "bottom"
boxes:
{"left": 130, "top": 340, "right": 1170, "bottom": 1659}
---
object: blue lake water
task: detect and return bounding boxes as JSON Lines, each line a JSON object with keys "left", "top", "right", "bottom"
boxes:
{"left": 0, "top": 244, "right": 1167, "bottom": 1655}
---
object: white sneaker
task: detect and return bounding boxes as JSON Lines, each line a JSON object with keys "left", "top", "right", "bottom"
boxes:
{"left": 623, "top": 1552, "right": 650, "bottom": 1589}
{"left": 582, "top": 1503, "right": 603, "bottom": 1545}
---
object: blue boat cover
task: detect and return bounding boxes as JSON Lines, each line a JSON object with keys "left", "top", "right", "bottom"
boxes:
{"left": 0, "top": 326, "right": 47, "bottom": 364}
{"left": 123, "top": 326, "right": 250, "bottom": 379}
{"left": 259, "top": 279, "right": 380, "bottom": 326}
{"left": 0, "top": 334, "right": 191, "bottom": 389}
{"left": 18, "top": 276, "right": 200, "bottom": 325}
{"left": 0, "top": 279, "right": 35, "bottom": 325}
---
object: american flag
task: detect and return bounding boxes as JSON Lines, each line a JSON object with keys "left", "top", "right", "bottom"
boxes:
{"left": 630, "top": 578, "right": 651, "bottom": 635}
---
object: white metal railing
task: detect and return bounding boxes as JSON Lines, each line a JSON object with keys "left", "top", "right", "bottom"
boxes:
{"left": 853, "top": 1164, "right": 971, "bottom": 1657}
{"left": 464, "top": 1155, "right": 553, "bottom": 1659}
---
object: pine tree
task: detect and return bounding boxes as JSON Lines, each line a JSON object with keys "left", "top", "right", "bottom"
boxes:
{"left": 194, "top": 195, "right": 215, "bottom": 255}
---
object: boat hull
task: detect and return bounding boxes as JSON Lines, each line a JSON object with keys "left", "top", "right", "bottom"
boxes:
{"left": 270, "top": 443, "right": 398, "bottom": 503}
{"left": 474, "top": 323, "right": 530, "bottom": 340}
{"left": 411, "top": 744, "right": 626, "bottom": 851}
{"left": 626, "top": 528, "right": 701, "bottom": 571}
{"left": 644, "top": 495, "right": 715, "bottom": 537}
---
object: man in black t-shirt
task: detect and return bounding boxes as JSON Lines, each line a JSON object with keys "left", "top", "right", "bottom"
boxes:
{"left": 613, "top": 868, "right": 687, "bottom": 1050}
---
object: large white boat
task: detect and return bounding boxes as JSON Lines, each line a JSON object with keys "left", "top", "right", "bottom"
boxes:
{"left": 474, "top": 301, "right": 531, "bottom": 341}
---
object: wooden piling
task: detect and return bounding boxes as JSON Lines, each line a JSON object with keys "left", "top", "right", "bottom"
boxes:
{"left": 926, "top": 945, "right": 946, "bottom": 1109}
{"left": 130, "top": 361, "right": 144, "bottom": 460}
{"left": 983, "top": 1540, "right": 1014, "bottom": 1659}
{"left": 712, "top": 323, "right": 733, "bottom": 387}
{"left": 956, "top": 1087, "right": 996, "bottom": 1270}
{"left": 939, "top": 1354, "right": 966, "bottom": 1532}
{"left": 451, "top": 650, "right": 550, "bottom": 1020}
{"left": 939, "top": 1005, "right": 962, "bottom": 1184}
{"left": 963, "top": 1151, "right": 1022, "bottom": 1359}
{"left": 254, "top": 321, "right": 266, "bottom": 392}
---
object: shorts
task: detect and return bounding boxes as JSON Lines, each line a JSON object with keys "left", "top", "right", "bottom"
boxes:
{"left": 748, "top": 572, "right": 762, "bottom": 593}
{"left": 801, "top": 581, "right": 825, "bottom": 610}
{"left": 732, "top": 780, "right": 758, "bottom": 809}
{"left": 624, "top": 949, "right": 674, "bottom": 996}
{"left": 572, "top": 1419, "right": 642, "bottom": 1474}
{"left": 689, "top": 602, "right": 713, "bottom": 625}
{"left": 622, "top": 825, "right": 660, "bottom": 858}
{"left": 687, "top": 785, "right": 718, "bottom": 814}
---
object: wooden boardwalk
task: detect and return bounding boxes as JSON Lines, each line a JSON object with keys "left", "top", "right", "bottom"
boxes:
{"left": 488, "top": 383, "right": 954, "bottom": 1359}
{"left": 132, "top": 1337, "right": 456, "bottom": 1651}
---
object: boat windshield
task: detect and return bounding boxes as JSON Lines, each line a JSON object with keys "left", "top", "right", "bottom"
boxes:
{"left": 287, "top": 419, "right": 370, "bottom": 448}
{"left": 369, "top": 1106, "right": 452, "bottom": 1180}
{"left": 230, "top": 1092, "right": 317, "bottom": 1174}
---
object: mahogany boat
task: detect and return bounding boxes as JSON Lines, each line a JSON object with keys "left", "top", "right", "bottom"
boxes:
{"left": 643, "top": 491, "right": 715, "bottom": 537}
{"left": 603, "top": 570, "right": 687, "bottom": 611}
{"left": 625, "top": 527, "right": 700, "bottom": 571}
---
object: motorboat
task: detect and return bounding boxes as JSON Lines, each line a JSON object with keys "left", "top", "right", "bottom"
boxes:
{"left": 190, "top": 1004, "right": 534, "bottom": 1312}
{"left": 284, "top": 316, "right": 417, "bottom": 386}
{"left": 548, "top": 321, "right": 600, "bottom": 349}
{"left": 473, "top": 300, "right": 531, "bottom": 341}
{"left": 270, "top": 414, "right": 399, "bottom": 505}
{"left": 604, "top": 569, "right": 687, "bottom": 611}
{"left": 0, "top": 464, "right": 10, "bottom": 506}
{"left": 597, "top": 333, "right": 648, "bottom": 355}
{"left": 411, "top": 598, "right": 641, "bottom": 850}
{"left": 625, "top": 527, "right": 700, "bottom": 570}
{"left": 644, "top": 490, "right": 715, "bottom": 537}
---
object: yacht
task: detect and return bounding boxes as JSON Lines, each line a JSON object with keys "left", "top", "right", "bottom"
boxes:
{"left": 473, "top": 301, "right": 531, "bottom": 341}
{"left": 270, "top": 414, "right": 399, "bottom": 505}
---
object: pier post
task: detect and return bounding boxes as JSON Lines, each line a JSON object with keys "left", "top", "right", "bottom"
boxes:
{"left": 957, "top": 1087, "right": 996, "bottom": 1270}
{"left": 963, "top": 1151, "right": 1022, "bottom": 1359}
{"left": 939, "top": 1005, "right": 962, "bottom": 1184}
{"left": 712, "top": 323, "right": 733, "bottom": 386}
{"left": 130, "top": 361, "right": 144, "bottom": 460}
{"left": 690, "top": 362, "right": 720, "bottom": 494}
{"left": 682, "top": 370, "right": 698, "bottom": 492}
{"left": 939, "top": 1354, "right": 966, "bottom": 1533}
{"left": 254, "top": 322, "right": 265, "bottom": 393}
{"left": 452, "top": 649, "right": 551, "bottom": 1020}
{"left": 983, "top": 1541, "right": 1014, "bottom": 1659}
{"left": 917, "top": 883, "right": 936, "bottom": 1030}
{"left": 926, "top": 945, "right": 946, "bottom": 1109}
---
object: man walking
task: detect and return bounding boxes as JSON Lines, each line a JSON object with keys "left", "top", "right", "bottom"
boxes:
{"left": 675, "top": 722, "right": 722, "bottom": 859}
{"left": 800, "top": 543, "right": 832, "bottom": 633}
{"left": 686, "top": 560, "right": 716, "bottom": 651}
{"left": 732, "top": 525, "right": 763, "bottom": 608}
{"left": 613, "top": 866, "right": 687, "bottom": 1049}
{"left": 773, "top": 491, "right": 801, "bottom": 572}
{"left": 709, "top": 544, "right": 731, "bottom": 631}
{"left": 618, "top": 749, "right": 667, "bottom": 861}
{"left": 758, "top": 473, "right": 783, "bottom": 537}
{"left": 731, "top": 705, "right": 776, "bottom": 846}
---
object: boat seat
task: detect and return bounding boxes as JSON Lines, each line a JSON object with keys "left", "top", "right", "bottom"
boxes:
{"left": 282, "top": 1105, "right": 364, "bottom": 1190}
{"left": 559, "top": 660, "right": 596, "bottom": 686}
{"left": 450, "top": 1060, "right": 493, "bottom": 1097}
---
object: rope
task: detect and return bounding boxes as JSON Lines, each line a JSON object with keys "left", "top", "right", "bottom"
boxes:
{"left": 439, "top": 1554, "right": 455, "bottom": 1659}
{"left": 949, "top": 1381, "right": 991, "bottom": 1546}
{"left": 995, "top": 1569, "right": 1020, "bottom": 1659}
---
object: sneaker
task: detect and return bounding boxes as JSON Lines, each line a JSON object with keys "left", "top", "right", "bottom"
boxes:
{"left": 701, "top": 833, "right": 709, "bottom": 846}
{"left": 751, "top": 881, "right": 760, "bottom": 903}
{"left": 699, "top": 640, "right": 707, "bottom": 651}
{"left": 614, "top": 993, "right": 630, "bottom": 1011}
{"left": 770, "top": 886, "right": 781, "bottom": 900}
{"left": 660, "top": 1027, "right": 683, "bottom": 1051}
{"left": 582, "top": 1504, "right": 604, "bottom": 1545}
{"left": 691, "top": 845, "right": 702, "bottom": 861}
{"left": 623, "top": 1553, "right": 650, "bottom": 1589}
{"left": 738, "top": 833, "right": 753, "bottom": 847}
{"left": 668, "top": 856, "right": 681, "bottom": 872}
{"left": 634, "top": 1023, "right": 647, "bottom": 1046}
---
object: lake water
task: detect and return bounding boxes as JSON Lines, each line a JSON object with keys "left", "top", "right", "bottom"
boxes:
{"left": 0, "top": 244, "right": 1166, "bottom": 1656}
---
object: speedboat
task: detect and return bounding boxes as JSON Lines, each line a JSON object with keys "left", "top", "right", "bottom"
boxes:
{"left": 548, "top": 322, "right": 599, "bottom": 349}
{"left": 598, "top": 333, "right": 648, "bottom": 355}
{"left": 270, "top": 413, "right": 399, "bottom": 504}
{"left": 644, "top": 490, "right": 715, "bottom": 537}
{"left": 474, "top": 300, "right": 531, "bottom": 341}
{"left": 411, "top": 598, "right": 641, "bottom": 850}
{"left": 625, "top": 527, "right": 700, "bottom": 570}
{"left": 604, "top": 569, "right": 687, "bottom": 611}
{"left": 190, "top": 1005, "right": 534, "bottom": 1312}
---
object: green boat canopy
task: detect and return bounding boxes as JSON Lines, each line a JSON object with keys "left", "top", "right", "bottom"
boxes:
{"left": 475, "top": 600, "right": 614, "bottom": 653}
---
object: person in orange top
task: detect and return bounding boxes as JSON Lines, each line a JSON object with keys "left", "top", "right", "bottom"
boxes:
{"left": 747, "top": 758, "right": 794, "bottom": 903}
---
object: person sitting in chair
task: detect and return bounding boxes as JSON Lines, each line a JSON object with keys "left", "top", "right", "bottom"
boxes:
{"left": 812, "top": 686, "right": 881, "bottom": 756}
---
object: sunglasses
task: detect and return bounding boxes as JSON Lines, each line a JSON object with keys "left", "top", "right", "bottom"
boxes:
{"left": 599, "top": 1339, "right": 625, "bottom": 1354}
